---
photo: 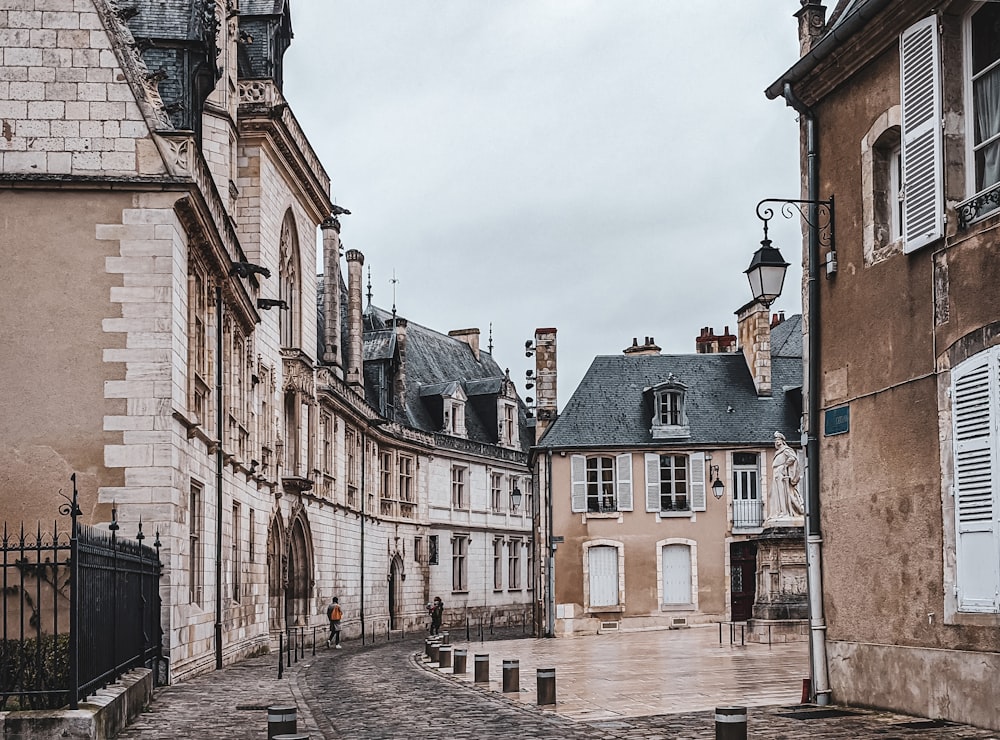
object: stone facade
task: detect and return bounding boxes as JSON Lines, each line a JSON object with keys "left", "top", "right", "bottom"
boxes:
{"left": 0, "top": 0, "right": 531, "bottom": 684}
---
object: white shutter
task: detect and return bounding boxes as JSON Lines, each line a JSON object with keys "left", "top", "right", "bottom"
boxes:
{"left": 645, "top": 453, "right": 661, "bottom": 512}
{"left": 690, "top": 452, "right": 706, "bottom": 511}
{"left": 616, "top": 453, "right": 633, "bottom": 511}
{"left": 662, "top": 544, "right": 692, "bottom": 605}
{"left": 952, "top": 350, "right": 1000, "bottom": 612}
{"left": 588, "top": 545, "right": 619, "bottom": 607}
{"left": 900, "top": 15, "right": 943, "bottom": 253}
{"left": 570, "top": 455, "right": 587, "bottom": 513}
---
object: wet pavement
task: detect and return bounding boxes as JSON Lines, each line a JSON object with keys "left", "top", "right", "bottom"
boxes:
{"left": 116, "top": 626, "right": 1000, "bottom": 739}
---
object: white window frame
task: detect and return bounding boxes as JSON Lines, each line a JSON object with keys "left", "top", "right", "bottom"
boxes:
{"left": 582, "top": 539, "right": 624, "bottom": 610}
{"left": 657, "top": 538, "right": 698, "bottom": 609}
{"left": 732, "top": 452, "right": 763, "bottom": 529}
{"left": 451, "top": 466, "right": 467, "bottom": 509}
{"left": 570, "top": 454, "right": 633, "bottom": 514}
{"left": 493, "top": 537, "right": 503, "bottom": 591}
{"left": 645, "top": 452, "right": 706, "bottom": 514}
{"left": 964, "top": 2, "right": 1000, "bottom": 213}
{"left": 451, "top": 534, "right": 468, "bottom": 592}
{"left": 508, "top": 538, "right": 521, "bottom": 590}
{"left": 491, "top": 472, "right": 504, "bottom": 511}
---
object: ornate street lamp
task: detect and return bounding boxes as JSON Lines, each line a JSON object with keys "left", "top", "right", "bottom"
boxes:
{"left": 510, "top": 486, "right": 523, "bottom": 512}
{"left": 745, "top": 227, "right": 790, "bottom": 308}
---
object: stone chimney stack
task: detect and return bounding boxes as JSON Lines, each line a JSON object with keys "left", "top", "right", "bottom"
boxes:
{"left": 737, "top": 300, "right": 773, "bottom": 397}
{"left": 345, "top": 249, "right": 365, "bottom": 389}
{"left": 534, "top": 328, "right": 558, "bottom": 442}
{"left": 391, "top": 317, "right": 408, "bottom": 422}
{"left": 320, "top": 216, "right": 343, "bottom": 378}
{"left": 796, "top": 0, "right": 827, "bottom": 56}
{"left": 448, "top": 328, "right": 480, "bottom": 361}
{"left": 623, "top": 336, "right": 662, "bottom": 356}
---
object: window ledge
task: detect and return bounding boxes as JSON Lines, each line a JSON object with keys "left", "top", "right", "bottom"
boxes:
{"left": 661, "top": 604, "right": 695, "bottom": 612}
{"left": 651, "top": 425, "right": 691, "bottom": 440}
{"left": 586, "top": 512, "right": 621, "bottom": 520}
{"left": 588, "top": 605, "right": 623, "bottom": 614}
{"left": 659, "top": 510, "right": 693, "bottom": 518}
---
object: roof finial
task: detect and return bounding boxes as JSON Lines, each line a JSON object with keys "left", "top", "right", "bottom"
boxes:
{"left": 488, "top": 322, "right": 494, "bottom": 354}
{"left": 366, "top": 265, "right": 372, "bottom": 306}
{"left": 390, "top": 269, "right": 398, "bottom": 321}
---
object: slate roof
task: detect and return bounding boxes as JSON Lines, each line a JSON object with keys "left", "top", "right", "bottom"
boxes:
{"left": 538, "top": 316, "right": 803, "bottom": 450}
{"left": 241, "top": 0, "right": 286, "bottom": 16}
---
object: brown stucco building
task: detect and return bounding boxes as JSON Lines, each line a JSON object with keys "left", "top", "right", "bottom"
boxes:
{"left": 767, "top": 0, "right": 1000, "bottom": 729}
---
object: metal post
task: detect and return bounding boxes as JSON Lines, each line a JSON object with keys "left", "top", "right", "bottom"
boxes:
{"left": 474, "top": 653, "right": 489, "bottom": 683}
{"left": 715, "top": 706, "right": 747, "bottom": 740}
{"left": 428, "top": 641, "right": 440, "bottom": 663}
{"left": 439, "top": 645, "right": 453, "bottom": 669}
{"left": 278, "top": 633, "right": 283, "bottom": 679}
{"left": 267, "top": 705, "right": 297, "bottom": 739}
{"left": 64, "top": 474, "right": 81, "bottom": 710}
{"left": 466, "top": 615, "right": 470, "bottom": 641}
{"left": 453, "top": 648, "right": 467, "bottom": 674}
{"left": 502, "top": 659, "right": 519, "bottom": 693}
{"left": 536, "top": 668, "right": 556, "bottom": 706}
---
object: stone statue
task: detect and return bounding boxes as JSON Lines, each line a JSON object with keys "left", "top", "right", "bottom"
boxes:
{"left": 769, "top": 431, "right": 804, "bottom": 521}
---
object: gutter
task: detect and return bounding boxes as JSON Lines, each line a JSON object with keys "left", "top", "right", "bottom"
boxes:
{"left": 765, "top": 0, "right": 894, "bottom": 100}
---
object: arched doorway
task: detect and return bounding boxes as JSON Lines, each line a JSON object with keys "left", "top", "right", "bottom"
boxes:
{"left": 388, "top": 554, "right": 404, "bottom": 630}
{"left": 285, "top": 515, "right": 313, "bottom": 627}
{"left": 267, "top": 516, "right": 285, "bottom": 631}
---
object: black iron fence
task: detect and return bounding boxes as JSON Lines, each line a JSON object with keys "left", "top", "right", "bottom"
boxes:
{"left": 732, "top": 498, "right": 764, "bottom": 529}
{"left": 0, "top": 475, "right": 162, "bottom": 710}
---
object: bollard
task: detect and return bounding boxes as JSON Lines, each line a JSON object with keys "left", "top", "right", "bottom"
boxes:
{"left": 441, "top": 631, "right": 450, "bottom": 645}
{"left": 439, "top": 645, "right": 453, "bottom": 669}
{"left": 502, "top": 659, "right": 519, "bottom": 693}
{"left": 424, "top": 639, "right": 433, "bottom": 659}
{"left": 715, "top": 706, "right": 747, "bottom": 740}
{"left": 474, "top": 653, "right": 490, "bottom": 683}
{"left": 272, "top": 735, "right": 309, "bottom": 740}
{"left": 428, "top": 641, "right": 440, "bottom": 663}
{"left": 267, "top": 705, "right": 297, "bottom": 739}
{"left": 278, "top": 633, "right": 284, "bottom": 679}
{"left": 536, "top": 668, "right": 556, "bottom": 706}
{"left": 453, "top": 648, "right": 467, "bottom": 674}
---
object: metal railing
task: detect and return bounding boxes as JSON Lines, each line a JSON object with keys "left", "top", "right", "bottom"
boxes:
{"left": 732, "top": 498, "right": 764, "bottom": 529}
{"left": 0, "top": 475, "right": 162, "bottom": 710}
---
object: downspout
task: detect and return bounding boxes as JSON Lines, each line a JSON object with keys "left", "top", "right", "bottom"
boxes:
{"left": 783, "top": 81, "right": 830, "bottom": 705}
{"left": 545, "top": 449, "right": 554, "bottom": 638}
{"left": 360, "top": 429, "right": 366, "bottom": 644}
{"left": 215, "top": 285, "right": 224, "bottom": 670}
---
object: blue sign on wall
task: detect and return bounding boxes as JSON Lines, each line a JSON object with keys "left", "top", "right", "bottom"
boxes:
{"left": 824, "top": 406, "right": 850, "bottom": 436}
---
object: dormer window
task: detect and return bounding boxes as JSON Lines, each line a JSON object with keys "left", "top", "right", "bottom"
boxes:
{"left": 499, "top": 400, "right": 518, "bottom": 449}
{"left": 444, "top": 398, "right": 466, "bottom": 437}
{"left": 648, "top": 375, "right": 690, "bottom": 440}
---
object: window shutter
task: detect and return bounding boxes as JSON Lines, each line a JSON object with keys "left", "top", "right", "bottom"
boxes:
{"left": 588, "top": 545, "right": 619, "bottom": 607}
{"left": 662, "top": 544, "right": 693, "bottom": 605}
{"left": 570, "top": 455, "right": 587, "bottom": 513}
{"left": 952, "top": 350, "right": 1000, "bottom": 612}
{"left": 900, "top": 15, "right": 943, "bottom": 253}
{"left": 645, "top": 453, "right": 661, "bottom": 512}
{"left": 690, "top": 452, "right": 706, "bottom": 511}
{"left": 616, "top": 453, "right": 633, "bottom": 511}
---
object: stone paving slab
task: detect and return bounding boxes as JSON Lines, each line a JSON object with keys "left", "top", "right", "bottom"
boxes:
{"left": 115, "top": 628, "right": 1000, "bottom": 739}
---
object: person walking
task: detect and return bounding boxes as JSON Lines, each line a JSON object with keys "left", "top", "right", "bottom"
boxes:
{"left": 428, "top": 596, "right": 444, "bottom": 635}
{"left": 326, "top": 597, "right": 343, "bottom": 648}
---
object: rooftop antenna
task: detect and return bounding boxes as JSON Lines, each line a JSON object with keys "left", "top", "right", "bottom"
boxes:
{"left": 488, "top": 322, "right": 494, "bottom": 354}
{"left": 390, "top": 269, "right": 398, "bottom": 321}
{"left": 366, "top": 266, "right": 373, "bottom": 307}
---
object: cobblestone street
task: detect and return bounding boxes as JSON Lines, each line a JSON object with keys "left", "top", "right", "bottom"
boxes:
{"left": 116, "top": 627, "right": 1000, "bottom": 739}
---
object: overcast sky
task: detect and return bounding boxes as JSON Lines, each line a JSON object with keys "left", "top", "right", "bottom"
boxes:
{"left": 283, "top": 2, "right": 806, "bottom": 409}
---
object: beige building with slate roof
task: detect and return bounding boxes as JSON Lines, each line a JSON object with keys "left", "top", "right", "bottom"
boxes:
{"left": 0, "top": 0, "right": 530, "bottom": 683}
{"left": 533, "top": 309, "right": 803, "bottom": 636}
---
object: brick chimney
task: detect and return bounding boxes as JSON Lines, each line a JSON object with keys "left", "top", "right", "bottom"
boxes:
{"left": 737, "top": 301, "right": 773, "bottom": 396}
{"left": 696, "top": 326, "right": 737, "bottom": 354}
{"left": 534, "top": 328, "right": 558, "bottom": 442}
{"left": 345, "top": 249, "right": 364, "bottom": 388}
{"left": 796, "top": 0, "right": 827, "bottom": 56}
{"left": 448, "top": 328, "right": 480, "bottom": 361}
{"left": 320, "top": 216, "right": 343, "bottom": 378}
{"left": 771, "top": 311, "right": 786, "bottom": 328}
{"left": 623, "top": 336, "right": 662, "bottom": 356}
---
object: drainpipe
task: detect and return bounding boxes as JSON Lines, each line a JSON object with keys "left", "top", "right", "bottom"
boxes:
{"left": 545, "top": 449, "right": 554, "bottom": 638}
{"left": 783, "top": 81, "right": 830, "bottom": 705}
{"left": 215, "top": 285, "right": 224, "bottom": 670}
{"left": 360, "top": 428, "right": 366, "bottom": 644}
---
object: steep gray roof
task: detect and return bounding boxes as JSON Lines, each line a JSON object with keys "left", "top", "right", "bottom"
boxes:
{"left": 539, "top": 319, "right": 803, "bottom": 450}
{"left": 770, "top": 314, "right": 803, "bottom": 359}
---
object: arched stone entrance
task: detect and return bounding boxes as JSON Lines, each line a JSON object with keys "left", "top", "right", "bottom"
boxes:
{"left": 267, "top": 515, "right": 285, "bottom": 631}
{"left": 388, "top": 554, "right": 404, "bottom": 630}
{"left": 285, "top": 513, "right": 313, "bottom": 627}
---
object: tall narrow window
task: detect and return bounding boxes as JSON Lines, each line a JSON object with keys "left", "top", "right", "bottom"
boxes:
{"left": 278, "top": 212, "right": 300, "bottom": 348}
{"left": 452, "top": 535, "right": 468, "bottom": 591}
{"left": 189, "top": 482, "right": 204, "bottom": 605}
{"left": 493, "top": 537, "right": 503, "bottom": 590}
{"left": 732, "top": 452, "right": 762, "bottom": 528}
{"left": 429, "top": 535, "right": 439, "bottom": 565}
{"left": 508, "top": 539, "right": 521, "bottom": 590}
{"left": 346, "top": 427, "right": 358, "bottom": 508}
{"left": 491, "top": 472, "right": 503, "bottom": 511}
{"left": 188, "top": 261, "right": 210, "bottom": 423}
{"left": 588, "top": 545, "right": 619, "bottom": 607}
{"left": 969, "top": 3, "right": 1000, "bottom": 206}
{"left": 248, "top": 508, "right": 255, "bottom": 563}
{"left": 659, "top": 455, "right": 689, "bottom": 512}
{"left": 231, "top": 503, "right": 241, "bottom": 603}
{"left": 662, "top": 544, "right": 693, "bottom": 606}
{"left": 586, "top": 456, "right": 615, "bottom": 513}
{"left": 451, "top": 466, "right": 466, "bottom": 509}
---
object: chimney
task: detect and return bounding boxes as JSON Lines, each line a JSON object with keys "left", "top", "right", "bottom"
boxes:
{"left": 320, "top": 216, "right": 343, "bottom": 378}
{"left": 623, "top": 336, "right": 661, "bottom": 356}
{"left": 448, "top": 328, "right": 480, "bottom": 361}
{"left": 391, "top": 317, "right": 408, "bottom": 423}
{"left": 737, "top": 301, "right": 773, "bottom": 396}
{"left": 771, "top": 311, "right": 786, "bottom": 328}
{"left": 796, "top": 0, "right": 827, "bottom": 56}
{"left": 534, "top": 328, "right": 558, "bottom": 442}
{"left": 345, "top": 249, "right": 364, "bottom": 388}
{"left": 696, "top": 325, "right": 737, "bottom": 354}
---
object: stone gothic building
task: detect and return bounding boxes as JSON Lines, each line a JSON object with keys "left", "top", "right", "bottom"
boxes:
{"left": 0, "top": 0, "right": 530, "bottom": 682}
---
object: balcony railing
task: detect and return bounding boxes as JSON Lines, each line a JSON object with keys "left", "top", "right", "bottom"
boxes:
{"left": 733, "top": 498, "right": 764, "bottom": 529}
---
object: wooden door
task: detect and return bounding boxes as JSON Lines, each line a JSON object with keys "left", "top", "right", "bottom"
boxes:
{"left": 730, "top": 541, "right": 757, "bottom": 622}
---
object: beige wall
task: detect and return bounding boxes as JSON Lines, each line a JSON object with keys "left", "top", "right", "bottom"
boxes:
{"left": 0, "top": 188, "right": 132, "bottom": 524}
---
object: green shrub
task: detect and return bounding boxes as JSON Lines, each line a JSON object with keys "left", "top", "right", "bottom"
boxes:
{"left": 0, "top": 634, "right": 69, "bottom": 710}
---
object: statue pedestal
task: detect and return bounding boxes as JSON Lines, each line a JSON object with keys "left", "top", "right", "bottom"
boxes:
{"left": 747, "top": 525, "right": 809, "bottom": 643}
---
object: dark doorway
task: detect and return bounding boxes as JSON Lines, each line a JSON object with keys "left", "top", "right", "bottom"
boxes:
{"left": 388, "top": 555, "right": 403, "bottom": 630}
{"left": 730, "top": 541, "right": 757, "bottom": 621}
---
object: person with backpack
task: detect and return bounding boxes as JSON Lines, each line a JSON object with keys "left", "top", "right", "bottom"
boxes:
{"left": 326, "top": 597, "right": 343, "bottom": 648}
